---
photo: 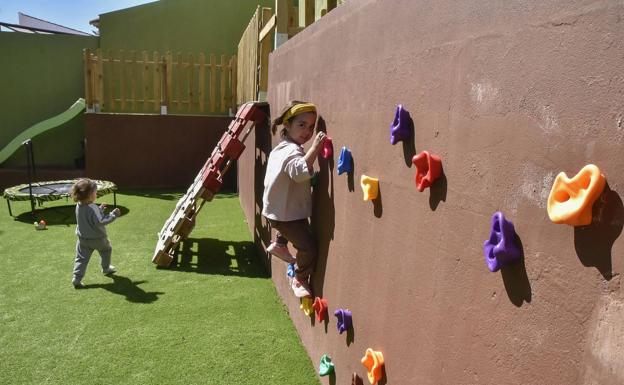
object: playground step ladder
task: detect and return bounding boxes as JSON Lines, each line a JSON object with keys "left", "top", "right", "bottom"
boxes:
{"left": 152, "top": 101, "right": 268, "bottom": 267}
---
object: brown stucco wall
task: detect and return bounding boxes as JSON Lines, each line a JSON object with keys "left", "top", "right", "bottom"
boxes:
{"left": 239, "top": 1, "right": 624, "bottom": 384}
{"left": 238, "top": 116, "right": 273, "bottom": 262}
{"left": 85, "top": 114, "right": 236, "bottom": 189}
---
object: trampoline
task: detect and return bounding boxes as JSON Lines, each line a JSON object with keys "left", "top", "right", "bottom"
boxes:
{"left": 3, "top": 179, "right": 117, "bottom": 216}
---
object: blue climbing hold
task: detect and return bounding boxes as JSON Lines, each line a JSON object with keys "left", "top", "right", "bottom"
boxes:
{"left": 337, "top": 147, "right": 353, "bottom": 175}
{"left": 287, "top": 263, "right": 296, "bottom": 278}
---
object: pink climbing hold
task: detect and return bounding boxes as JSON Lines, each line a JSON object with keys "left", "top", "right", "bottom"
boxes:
{"left": 321, "top": 136, "right": 333, "bottom": 159}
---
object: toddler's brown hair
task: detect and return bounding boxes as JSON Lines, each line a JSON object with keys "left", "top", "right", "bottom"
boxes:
{"left": 271, "top": 100, "right": 315, "bottom": 137}
{"left": 70, "top": 178, "right": 97, "bottom": 203}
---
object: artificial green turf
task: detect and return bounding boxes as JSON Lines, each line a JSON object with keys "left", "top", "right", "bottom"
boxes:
{"left": 0, "top": 191, "right": 320, "bottom": 385}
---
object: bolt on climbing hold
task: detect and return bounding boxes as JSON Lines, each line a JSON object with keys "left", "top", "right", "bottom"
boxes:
{"left": 483, "top": 211, "right": 522, "bottom": 272}
{"left": 412, "top": 150, "right": 442, "bottom": 192}
{"left": 321, "top": 136, "right": 333, "bottom": 159}
{"left": 338, "top": 146, "right": 354, "bottom": 175}
{"left": 361, "top": 348, "right": 384, "bottom": 385}
{"left": 360, "top": 175, "right": 379, "bottom": 201}
{"left": 310, "top": 171, "right": 320, "bottom": 187}
{"left": 547, "top": 164, "right": 606, "bottom": 226}
{"left": 319, "top": 354, "right": 335, "bottom": 376}
{"left": 300, "top": 297, "right": 314, "bottom": 317}
{"left": 286, "top": 263, "right": 295, "bottom": 278}
{"left": 390, "top": 104, "right": 412, "bottom": 145}
{"left": 312, "top": 297, "right": 328, "bottom": 322}
{"left": 334, "top": 308, "right": 352, "bottom": 334}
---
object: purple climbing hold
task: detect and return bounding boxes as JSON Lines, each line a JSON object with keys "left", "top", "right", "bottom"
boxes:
{"left": 334, "top": 308, "right": 352, "bottom": 334}
{"left": 390, "top": 104, "right": 412, "bottom": 145}
{"left": 337, "top": 147, "right": 353, "bottom": 175}
{"left": 483, "top": 211, "right": 522, "bottom": 272}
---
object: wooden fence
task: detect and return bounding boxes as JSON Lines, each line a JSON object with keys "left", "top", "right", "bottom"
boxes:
{"left": 237, "top": 7, "right": 274, "bottom": 105}
{"left": 236, "top": 1, "right": 345, "bottom": 104}
{"left": 84, "top": 49, "right": 237, "bottom": 115}
{"left": 274, "top": 0, "right": 344, "bottom": 47}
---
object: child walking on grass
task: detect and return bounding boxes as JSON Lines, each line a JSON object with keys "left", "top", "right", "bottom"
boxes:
{"left": 70, "top": 178, "right": 121, "bottom": 289}
{"left": 262, "top": 101, "right": 326, "bottom": 298}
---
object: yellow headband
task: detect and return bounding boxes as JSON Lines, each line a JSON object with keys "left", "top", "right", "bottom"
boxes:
{"left": 281, "top": 103, "right": 317, "bottom": 123}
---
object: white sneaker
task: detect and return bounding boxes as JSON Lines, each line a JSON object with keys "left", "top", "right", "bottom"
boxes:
{"left": 103, "top": 265, "right": 117, "bottom": 275}
{"left": 267, "top": 243, "right": 296, "bottom": 264}
{"left": 291, "top": 277, "right": 312, "bottom": 298}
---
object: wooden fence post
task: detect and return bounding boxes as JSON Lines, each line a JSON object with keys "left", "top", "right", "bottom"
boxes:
{"left": 120, "top": 50, "right": 126, "bottom": 111}
{"left": 258, "top": 8, "right": 274, "bottom": 101}
{"left": 131, "top": 50, "right": 137, "bottom": 111}
{"left": 96, "top": 48, "right": 104, "bottom": 112}
{"left": 199, "top": 53, "right": 206, "bottom": 113}
{"left": 142, "top": 50, "right": 149, "bottom": 112}
{"left": 108, "top": 49, "right": 114, "bottom": 111}
{"left": 165, "top": 51, "right": 172, "bottom": 114}
{"left": 188, "top": 54, "right": 194, "bottom": 112}
{"left": 315, "top": 0, "right": 336, "bottom": 20}
{"left": 210, "top": 54, "right": 216, "bottom": 113}
{"left": 275, "top": 0, "right": 292, "bottom": 48}
{"left": 175, "top": 52, "right": 181, "bottom": 111}
{"left": 83, "top": 49, "right": 92, "bottom": 111}
{"left": 220, "top": 54, "right": 227, "bottom": 113}
{"left": 299, "top": 0, "right": 315, "bottom": 27}
{"left": 153, "top": 51, "right": 160, "bottom": 112}
{"left": 230, "top": 55, "right": 237, "bottom": 111}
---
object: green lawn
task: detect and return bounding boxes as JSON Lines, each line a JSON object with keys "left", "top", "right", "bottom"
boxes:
{"left": 0, "top": 191, "right": 319, "bottom": 385}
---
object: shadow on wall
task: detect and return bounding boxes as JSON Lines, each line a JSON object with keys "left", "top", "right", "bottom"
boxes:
{"left": 372, "top": 184, "right": 383, "bottom": 218}
{"left": 429, "top": 170, "right": 447, "bottom": 211}
{"left": 163, "top": 237, "right": 267, "bottom": 278}
{"left": 253, "top": 117, "right": 273, "bottom": 271}
{"left": 401, "top": 111, "right": 416, "bottom": 167}
{"left": 311, "top": 117, "right": 336, "bottom": 298}
{"left": 347, "top": 157, "right": 356, "bottom": 192}
{"left": 501, "top": 234, "right": 532, "bottom": 307}
{"left": 574, "top": 184, "right": 624, "bottom": 281}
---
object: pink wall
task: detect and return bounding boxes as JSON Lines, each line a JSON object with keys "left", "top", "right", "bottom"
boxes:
{"left": 241, "top": 1, "right": 624, "bottom": 384}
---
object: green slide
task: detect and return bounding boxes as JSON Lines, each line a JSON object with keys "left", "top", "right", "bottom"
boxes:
{"left": 0, "top": 98, "right": 86, "bottom": 164}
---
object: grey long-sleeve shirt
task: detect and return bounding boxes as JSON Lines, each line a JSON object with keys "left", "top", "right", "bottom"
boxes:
{"left": 75, "top": 203, "right": 117, "bottom": 239}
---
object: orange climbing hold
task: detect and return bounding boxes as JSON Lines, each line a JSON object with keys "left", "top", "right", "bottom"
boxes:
{"left": 312, "top": 297, "right": 328, "bottom": 322}
{"left": 360, "top": 175, "right": 379, "bottom": 201}
{"left": 361, "top": 348, "right": 384, "bottom": 385}
{"left": 547, "top": 164, "right": 606, "bottom": 226}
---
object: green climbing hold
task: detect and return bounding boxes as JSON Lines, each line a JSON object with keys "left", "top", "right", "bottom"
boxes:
{"left": 319, "top": 354, "right": 335, "bottom": 376}
{"left": 310, "top": 171, "right": 319, "bottom": 187}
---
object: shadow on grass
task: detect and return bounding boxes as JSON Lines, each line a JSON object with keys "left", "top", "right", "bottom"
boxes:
{"left": 12, "top": 205, "right": 130, "bottom": 226}
{"left": 83, "top": 274, "right": 164, "bottom": 303}
{"left": 122, "top": 190, "right": 239, "bottom": 201}
{"left": 163, "top": 237, "right": 268, "bottom": 278}
{"left": 120, "top": 190, "right": 181, "bottom": 201}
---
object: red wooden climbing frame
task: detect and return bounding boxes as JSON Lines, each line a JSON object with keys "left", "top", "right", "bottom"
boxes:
{"left": 152, "top": 101, "right": 268, "bottom": 267}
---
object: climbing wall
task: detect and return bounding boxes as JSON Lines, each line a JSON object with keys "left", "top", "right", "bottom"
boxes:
{"left": 238, "top": 1, "right": 624, "bottom": 384}
{"left": 152, "top": 102, "right": 268, "bottom": 267}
